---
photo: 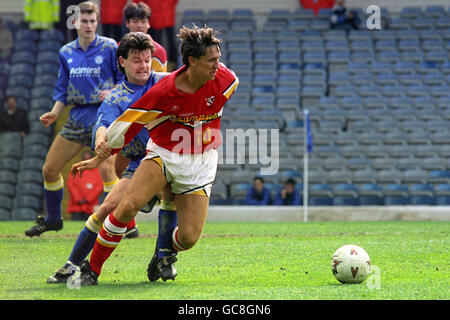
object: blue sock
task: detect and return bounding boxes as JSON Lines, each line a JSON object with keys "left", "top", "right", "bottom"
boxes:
{"left": 157, "top": 209, "right": 178, "bottom": 259}
{"left": 68, "top": 226, "right": 98, "bottom": 266}
{"left": 43, "top": 187, "right": 64, "bottom": 223}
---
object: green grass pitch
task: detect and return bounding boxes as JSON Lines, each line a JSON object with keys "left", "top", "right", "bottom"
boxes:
{"left": 0, "top": 220, "right": 448, "bottom": 300}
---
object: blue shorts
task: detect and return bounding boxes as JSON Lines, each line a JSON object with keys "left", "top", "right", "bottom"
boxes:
{"left": 121, "top": 158, "right": 141, "bottom": 180}
{"left": 59, "top": 105, "right": 100, "bottom": 147}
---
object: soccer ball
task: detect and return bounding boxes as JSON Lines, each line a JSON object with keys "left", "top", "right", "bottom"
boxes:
{"left": 331, "top": 244, "right": 371, "bottom": 284}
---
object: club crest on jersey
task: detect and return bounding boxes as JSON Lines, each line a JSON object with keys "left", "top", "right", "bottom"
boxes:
{"left": 205, "top": 96, "right": 215, "bottom": 107}
{"left": 95, "top": 55, "right": 104, "bottom": 64}
{"left": 171, "top": 105, "right": 180, "bottom": 112}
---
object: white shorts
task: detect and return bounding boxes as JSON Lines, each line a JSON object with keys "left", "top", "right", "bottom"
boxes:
{"left": 142, "top": 139, "right": 218, "bottom": 197}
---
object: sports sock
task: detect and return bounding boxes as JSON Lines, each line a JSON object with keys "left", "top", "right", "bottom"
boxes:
{"left": 102, "top": 178, "right": 119, "bottom": 200}
{"left": 127, "top": 218, "right": 136, "bottom": 229}
{"left": 67, "top": 214, "right": 102, "bottom": 265}
{"left": 157, "top": 209, "right": 178, "bottom": 259}
{"left": 172, "top": 226, "right": 188, "bottom": 252}
{"left": 89, "top": 213, "right": 127, "bottom": 276}
{"left": 43, "top": 176, "right": 64, "bottom": 223}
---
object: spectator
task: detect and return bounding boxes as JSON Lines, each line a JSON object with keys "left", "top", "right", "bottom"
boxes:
{"left": 245, "top": 176, "right": 272, "bottom": 205}
{"left": 101, "top": 0, "right": 127, "bottom": 42}
{"left": 0, "top": 17, "right": 13, "bottom": 59}
{"left": 273, "top": 178, "right": 301, "bottom": 206}
{"left": 300, "top": 0, "right": 335, "bottom": 16}
{"left": 123, "top": 2, "right": 168, "bottom": 72}
{"left": 67, "top": 151, "right": 104, "bottom": 221}
{"left": 330, "top": 0, "right": 360, "bottom": 30}
{"left": 0, "top": 96, "right": 29, "bottom": 136}
{"left": 144, "top": 0, "right": 179, "bottom": 70}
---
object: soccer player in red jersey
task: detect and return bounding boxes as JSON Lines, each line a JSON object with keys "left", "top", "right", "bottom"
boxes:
{"left": 72, "top": 26, "right": 239, "bottom": 285}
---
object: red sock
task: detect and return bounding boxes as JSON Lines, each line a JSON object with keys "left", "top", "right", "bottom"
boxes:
{"left": 127, "top": 218, "right": 136, "bottom": 229}
{"left": 90, "top": 214, "right": 127, "bottom": 276}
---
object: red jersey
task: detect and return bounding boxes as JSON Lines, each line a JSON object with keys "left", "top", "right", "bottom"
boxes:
{"left": 106, "top": 63, "right": 239, "bottom": 154}
{"left": 67, "top": 168, "right": 103, "bottom": 214}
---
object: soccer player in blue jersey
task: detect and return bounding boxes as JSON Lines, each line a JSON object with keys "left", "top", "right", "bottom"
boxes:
{"left": 46, "top": 32, "right": 178, "bottom": 283}
{"left": 25, "top": 1, "right": 124, "bottom": 237}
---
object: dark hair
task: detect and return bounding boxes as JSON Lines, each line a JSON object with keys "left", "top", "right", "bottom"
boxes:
{"left": 77, "top": 1, "right": 99, "bottom": 19}
{"left": 124, "top": 2, "right": 151, "bottom": 22}
{"left": 178, "top": 25, "right": 221, "bottom": 67}
{"left": 253, "top": 176, "right": 264, "bottom": 184}
{"left": 285, "top": 178, "right": 296, "bottom": 186}
{"left": 116, "top": 32, "right": 156, "bottom": 75}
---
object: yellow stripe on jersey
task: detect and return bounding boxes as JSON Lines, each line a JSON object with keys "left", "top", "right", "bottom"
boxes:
{"left": 116, "top": 109, "right": 162, "bottom": 124}
{"left": 152, "top": 57, "right": 167, "bottom": 72}
{"left": 222, "top": 77, "right": 239, "bottom": 99}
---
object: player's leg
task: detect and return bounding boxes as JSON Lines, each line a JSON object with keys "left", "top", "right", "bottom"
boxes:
{"left": 172, "top": 193, "right": 209, "bottom": 252}
{"left": 97, "top": 155, "right": 119, "bottom": 199}
{"left": 25, "top": 135, "right": 83, "bottom": 237}
{"left": 113, "top": 152, "right": 130, "bottom": 178}
{"left": 47, "top": 177, "right": 132, "bottom": 283}
{"left": 81, "top": 158, "right": 168, "bottom": 285}
{"left": 147, "top": 185, "right": 178, "bottom": 282}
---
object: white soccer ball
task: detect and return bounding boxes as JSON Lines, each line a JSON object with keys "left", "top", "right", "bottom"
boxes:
{"left": 331, "top": 244, "right": 372, "bottom": 284}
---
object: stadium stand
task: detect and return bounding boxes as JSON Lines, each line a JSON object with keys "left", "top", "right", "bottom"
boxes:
{"left": 0, "top": 5, "right": 449, "bottom": 216}
{"left": 206, "top": 5, "right": 450, "bottom": 205}
{"left": 0, "top": 21, "right": 62, "bottom": 220}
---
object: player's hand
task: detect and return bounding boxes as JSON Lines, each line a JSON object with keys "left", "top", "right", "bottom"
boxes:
{"left": 95, "top": 135, "right": 112, "bottom": 159}
{"left": 99, "top": 89, "right": 112, "bottom": 101}
{"left": 39, "top": 112, "right": 58, "bottom": 127}
{"left": 71, "top": 156, "right": 103, "bottom": 177}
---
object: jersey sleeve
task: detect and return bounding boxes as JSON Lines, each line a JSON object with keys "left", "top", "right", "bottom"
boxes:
{"left": 91, "top": 88, "right": 124, "bottom": 150}
{"left": 105, "top": 84, "right": 167, "bottom": 154}
{"left": 220, "top": 63, "right": 239, "bottom": 100}
{"left": 151, "top": 42, "right": 168, "bottom": 72}
{"left": 52, "top": 50, "right": 69, "bottom": 104}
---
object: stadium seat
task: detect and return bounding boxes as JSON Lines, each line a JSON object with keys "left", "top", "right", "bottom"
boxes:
{"left": 0, "top": 208, "right": 10, "bottom": 220}
{"left": 17, "top": 170, "right": 43, "bottom": 185}
{"left": 434, "top": 184, "right": 450, "bottom": 205}
{"left": 0, "top": 182, "right": 15, "bottom": 198}
{"left": 409, "top": 184, "right": 435, "bottom": 205}
{"left": 0, "top": 157, "right": 19, "bottom": 173}
{"left": 8, "top": 74, "right": 33, "bottom": 89}
{"left": 0, "top": 195, "right": 13, "bottom": 211}
{"left": 39, "top": 29, "right": 65, "bottom": 42}
{"left": 333, "top": 183, "right": 359, "bottom": 205}
{"left": 11, "top": 208, "right": 38, "bottom": 221}
{"left": 35, "top": 63, "right": 59, "bottom": 76}
{"left": 383, "top": 184, "right": 410, "bottom": 205}
{"left": 11, "top": 51, "right": 36, "bottom": 65}
{"left": 359, "top": 183, "right": 384, "bottom": 205}
{"left": 309, "top": 183, "right": 333, "bottom": 206}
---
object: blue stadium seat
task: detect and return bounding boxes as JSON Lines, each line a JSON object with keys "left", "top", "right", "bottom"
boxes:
{"left": 15, "top": 28, "right": 39, "bottom": 41}
{"left": 309, "top": 183, "right": 333, "bottom": 206}
{"left": 35, "top": 63, "right": 59, "bottom": 76}
{"left": 12, "top": 208, "right": 38, "bottom": 220}
{"left": 333, "top": 183, "right": 359, "bottom": 205}
{"left": 39, "top": 29, "right": 65, "bottom": 42}
{"left": 11, "top": 51, "right": 36, "bottom": 65}
{"left": 13, "top": 40, "right": 37, "bottom": 53}
{"left": 17, "top": 170, "right": 43, "bottom": 185}
{"left": 36, "top": 51, "right": 58, "bottom": 64}
{"left": 38, "top": 40, "right": 61, "bottom": 53}
{"left": 19, "top": 157, "right": 45, "bottom": 171}
{"left": 16, "top": 182, "right": 43, "bottom": 198}
{"left": 0, "top": 157, "right": 19, "bottom": 173}
{"left": 434, "top": 184, "right": 450, "bottom": 205}
{"left": 0, "top": 208, "right": 10, "bottom": 220}
{"left": 0, "top": 195, "right": 13, "bottom": 211}
{"left": 9, "top": 63, "right": 34, "bottom": 77}
{"left": 383, "top": 184, "right": 410, "bottom": 205}
{"left": 0, "top": 182, "right": 15, "bottom": 197}
{"left": 8, "top": 74, "right": 33, "bottom": 89}
{"left": 409, "top": 184, "right": 435, "bottom": 205}
{"left": 359, "top": 183, "right": 384, "bottom": 205}
{"left": 31, "top": 86, "right": 54, "bottom": 99}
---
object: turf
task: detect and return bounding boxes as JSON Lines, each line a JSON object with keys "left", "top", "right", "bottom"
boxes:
{"left": 0, "top": 221, "right": 448, "bottom": 300}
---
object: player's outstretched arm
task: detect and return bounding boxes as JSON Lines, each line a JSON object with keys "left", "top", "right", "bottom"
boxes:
{"left": 40, "top": 101, "right": 65, "bottom": 127}
{"left": 71, "top": 155, "right": 105, "bottom": 177}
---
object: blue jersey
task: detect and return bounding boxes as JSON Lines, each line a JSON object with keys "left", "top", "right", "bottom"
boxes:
{"left": 53, "top": 34, "right": 124, "bottom": 126}
{"left": 93, "top": 71, "right": 168, "bottom": 162}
